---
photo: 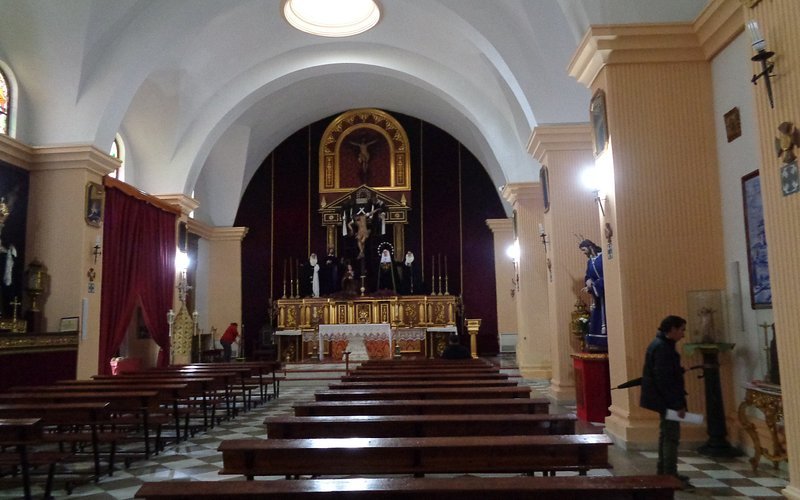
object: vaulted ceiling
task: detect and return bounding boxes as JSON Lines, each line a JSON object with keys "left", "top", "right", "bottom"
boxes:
{"left": 0, "top": 0, "right": 708, "bottom": 224}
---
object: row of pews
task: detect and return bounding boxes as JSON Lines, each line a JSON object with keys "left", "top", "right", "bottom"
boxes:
{"left": 136, "top": 357, "right": 682, "bottom": 499}
{"left": 0, "top": 361, "right": 280, "bottom": 499}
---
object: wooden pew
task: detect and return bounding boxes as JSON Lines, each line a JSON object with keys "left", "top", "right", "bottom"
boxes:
{"left": 359, "top": 359, "right": 491, "bottom": 367}
{"left": 97, "top": 371, "right": 240, "bottom": 420}
{"left": 11, "top": 383, "right": 190, "bottom": 444}
{"left": 146, "top": 367, "right": 255, "bottom": 414}
{"left": 0, "top": 391, "right": 162, "bottom": 459}
{"left": 329, "top": 379, "right": 517, "bottom": 389}
{"left": 60, "top": 377, "right": 218, "bottom": 433}
{"left": 219, "top": 434, "right": 613, "bottom": 479}
{"left": 314, "top": 386, "right": 531, "bottom": 401}
{"left": 0, "top": 403, "right": 118, "bottom": 481}
{"left": 88, "top": 375, "right": 223, "bottom": 429}
{"left": 354, "top": 365, "right": 500, "bottom": 373}
{"left": 0, "top": 418, "right": 63, "bottom": 500}
{"left": 135, "top": 475, "right": 683, "bottom": 499}
{"left": 185, "top": 362, "right": 282, "bottom": 401}
{"left": 351, "top": 368, "right": 500, "bottom": 376}
{"left": 265, "top": 413, "right": 577, "bottom": 438}
{"left": 340, "top": 373, "right": 509, "bottom": 382}
{"left": 294, "top": 398, "right": 549, "bottom": 416}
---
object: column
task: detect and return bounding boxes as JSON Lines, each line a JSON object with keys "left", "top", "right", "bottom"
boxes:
{"left": 157, "top": 194, "right": 200, "bottom": 366}
{"left": 745, "top": 1, "right": 800, "bottom": 497}
{"left": 568, "top": 18, "right": 730, "bottom": 445}
{"left": 528, "top": 124, "right": 597, "bottom": 404}
{"left": 25, "top": 143, "right": 118, "bottom": 378}
{"left": 485, "top": 218, "right": 517, "bottom": 352}
{"left": 188, "top": 220, "right": 248, "bottom": 351}
{"left": 502, "top": 183, "right": 550, "bottom": 379}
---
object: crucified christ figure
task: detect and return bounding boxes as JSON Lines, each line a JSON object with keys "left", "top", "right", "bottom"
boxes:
{"left": 349, "top": 138, "right": 377, "bottom": 184}
{"left": 350, "top": 214, "right": 370, "bottom": 259}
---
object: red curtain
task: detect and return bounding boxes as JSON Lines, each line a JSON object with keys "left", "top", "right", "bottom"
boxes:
{"left": 98, "top": 186, "right": 176, "bottom": 375}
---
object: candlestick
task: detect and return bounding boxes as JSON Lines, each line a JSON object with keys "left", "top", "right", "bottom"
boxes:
{"left": 284, "top": 258, "right": 287, "bottom": 280}
{"left": 444, "top": 255, "right": 448, "bottom": 275}
{"left": 431, "top": 256, "right": 435, "bottom": 295}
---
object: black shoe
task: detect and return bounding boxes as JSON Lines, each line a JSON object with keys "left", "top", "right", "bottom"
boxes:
{"left": 675, "top": 475, "right": 694, "bottom": 491}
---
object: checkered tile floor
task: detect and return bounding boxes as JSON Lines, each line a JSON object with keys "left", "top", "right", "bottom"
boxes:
{"left": 0, "top": 360, "right": 789, "bottom": 499}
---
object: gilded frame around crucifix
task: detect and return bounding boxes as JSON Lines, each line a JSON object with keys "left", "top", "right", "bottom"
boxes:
{"left": 319, "top": 108, "right": 411, "bottom": 194}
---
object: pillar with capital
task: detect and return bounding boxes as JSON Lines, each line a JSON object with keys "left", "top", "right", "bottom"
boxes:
{"left": 568, "top": 17, "right": 728, "bottom": 446}
{"left": 485, "top": 219, "right": 517, "bottom": 353}
{"left": 502, "top": 183, "right": 550, "bottom": 379}
{"left": 528, "top": 124, "right": 598, "bottom": 405}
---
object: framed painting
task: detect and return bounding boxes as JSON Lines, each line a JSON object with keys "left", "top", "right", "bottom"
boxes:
{"left": 59, "top": 316, "right": 79, "bottom": 332}
{"left": 539, "top": 165, "right": 550, "bottom": 213}
{"left": 85, "top": 182, "right": 105, "bottom": 227}
{"left": 741, "top": 170, "right": 771, "bottom": 309}
{"left": 590, "top": 89, "right": 609, "bottom": 157}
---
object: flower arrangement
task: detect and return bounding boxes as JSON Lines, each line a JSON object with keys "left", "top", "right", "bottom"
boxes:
{"left": 573, "top": 315, "right": 590, "bottom": 337}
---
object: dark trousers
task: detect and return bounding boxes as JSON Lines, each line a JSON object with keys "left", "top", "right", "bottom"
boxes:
{"left": 221, "top": 341, "right": 233, "bottom": 362}
{"left": 657, "top": 412, "right": 681, "bottom": 475}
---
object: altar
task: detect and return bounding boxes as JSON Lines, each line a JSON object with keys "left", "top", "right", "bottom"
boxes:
{"left": 275, "top": 294, "right": 459, "bottom": 360}
{"left": 318, "top": 323, "right": 392, "bottom": 361}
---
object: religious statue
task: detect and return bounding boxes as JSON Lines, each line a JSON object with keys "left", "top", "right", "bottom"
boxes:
{"left": 398, "top": 250, "right": 419, "bottom": 295}
{"left": 349, "top": 138, "right": 377, "bottom": 184}
{"left": 349, "top": 215, "right": 371, "bottom": 259}
{"left": 579, "top": 239, "right": 606, "bottom": 351}
{"left": 376, "top": 243, "right": 398, "bottom": 292}
{"left": 340, "top": 262, "right": 359, "bottom": 296}
{"left": 775, "top": 121, "right": 800, "bottom": 164}
{"left": 321, "top": 247, "right": 340, "bottom": 296}
{"left": 308, "top": 253, "right": 320, "bottom": 297}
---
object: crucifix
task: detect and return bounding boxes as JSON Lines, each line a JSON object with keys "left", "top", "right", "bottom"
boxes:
{"left": 92, "top": 242, "right": 102, "bottom": 264}
{"left": 9, "top": 296, "right": 21, "bottom": 323}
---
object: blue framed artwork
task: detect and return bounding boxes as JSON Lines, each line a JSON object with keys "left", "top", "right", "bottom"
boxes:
{"left": 741, "top": 169, "right": 771, "bottom": 309}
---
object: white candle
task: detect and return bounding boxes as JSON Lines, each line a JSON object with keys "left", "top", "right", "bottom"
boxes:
{"left": 746, "top": 20, "right": 765, "bottom": 51}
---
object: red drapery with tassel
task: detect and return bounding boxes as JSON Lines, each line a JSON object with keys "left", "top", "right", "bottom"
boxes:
{"left": 98, "top": 184, "right": 177, "bottom": 375}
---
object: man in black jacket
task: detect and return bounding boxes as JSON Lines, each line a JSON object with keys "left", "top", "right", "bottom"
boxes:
{"left": 640, "top": 315, "right": 691, "bottom": 489}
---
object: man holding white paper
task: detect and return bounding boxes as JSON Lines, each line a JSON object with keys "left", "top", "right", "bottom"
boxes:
{"left": 640, "top": 315, "right": 692, "bottom": 490}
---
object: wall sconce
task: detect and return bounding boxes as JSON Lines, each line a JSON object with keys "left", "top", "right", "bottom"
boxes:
{"left": 593, "top": 190, "right": 606, "bottom": 216}
{"left": 746, "top": 20, "right": 776, "bottom": 109}
{"left": 506, "top": 241, "right": 520, "bottom": 297}
{"left": 580, "top": 165, "right": 607, "bottom": 216}
{"left": 175, "top": 250, "right": 191, "bottom": 303}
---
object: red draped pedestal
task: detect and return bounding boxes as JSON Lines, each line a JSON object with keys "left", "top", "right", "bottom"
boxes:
{"left": 571, "top": 352, "right": 611, "bottom": 423}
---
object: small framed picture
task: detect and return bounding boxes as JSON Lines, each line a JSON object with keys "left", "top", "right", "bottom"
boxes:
{"left": 723, "top": 107, "right": 741, "bottom": 143}
{"left": 590, "top": 89, "right": 609, "bottom": 157}
{"left": 59, "top": 316, "right": 80, "bottom": 332}
{"left": 85, "top": 182, "right": 105, "bottom": 227}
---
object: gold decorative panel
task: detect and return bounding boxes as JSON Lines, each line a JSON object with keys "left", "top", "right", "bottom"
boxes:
{"left": 276, "top": 295, "right": 458, "bottom": 330}
{"left": 356, "top": 303, "right": 372, "bottom": 324}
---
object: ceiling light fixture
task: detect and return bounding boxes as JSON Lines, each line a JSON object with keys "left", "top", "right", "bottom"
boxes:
{"left": 282, "top": 0, "right": 381, "bottom": 38}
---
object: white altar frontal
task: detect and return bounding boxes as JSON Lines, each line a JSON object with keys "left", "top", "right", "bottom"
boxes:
{"left": 318, "top": 323, "right": 392, "bottom": 361}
